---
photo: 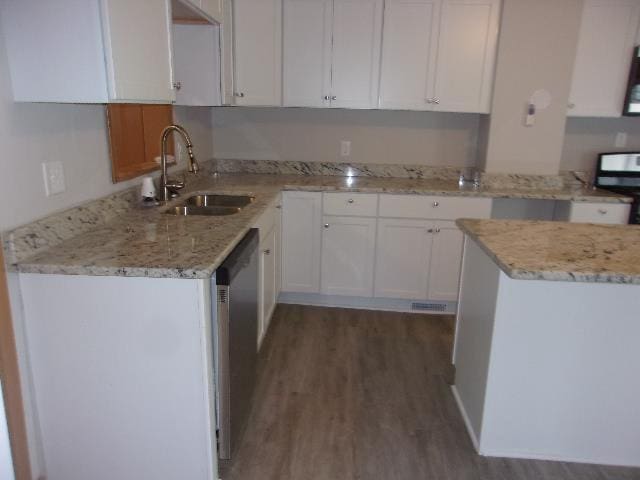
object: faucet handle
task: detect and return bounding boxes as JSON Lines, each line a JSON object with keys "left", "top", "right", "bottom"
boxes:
{"left": 165, "top": 178, "right": 185, "bottom": 190}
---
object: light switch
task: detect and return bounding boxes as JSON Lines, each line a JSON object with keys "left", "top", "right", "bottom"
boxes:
{"left": 615, "top": 132, "right": 627, "bottom": 148}
{"left": 42, "top": 161, "right": 66, "bottom": 196}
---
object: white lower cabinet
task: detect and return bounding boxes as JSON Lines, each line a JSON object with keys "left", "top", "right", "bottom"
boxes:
{"left": 374, "top": 219, "right": 433, "bottom": 299}
{"left": 428, "top": 221, "right": 465, "bottom": 301}
{"left": 259, "top": 227, "right": 278, "bottom": 344}
{"left": 553, "top": 201, "right": 631, "bottom": 224}
{"left": 321, "top": 216, "right": 377, "bottom": 296}
{"left": 255, "top": 194, "right": 282, "bottom": 346}
{"left": 281, "top": 192, "right": 322, "bottom": 293}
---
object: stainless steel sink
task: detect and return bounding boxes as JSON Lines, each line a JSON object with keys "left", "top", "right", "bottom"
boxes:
{"left": 185, "top": 194, "right": 255, "bottom": 208}
{"left": 166, "top": 206, "right": 242, "bottom": 216}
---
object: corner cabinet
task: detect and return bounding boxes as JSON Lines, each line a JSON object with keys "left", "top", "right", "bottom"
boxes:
{"left": 568, "top": 0, "right": 640, "bottom": 117}
{"left": 379, "top": 0, "right": 500, "bottom": 113}
{"left": 0, "top": 0, "right": 176, "bottom": 103}
{"left": 283, "top": 0, "right": 383, "bottom": 108}
{"left": 232, "top": 0, "right": 283, "bottom": 106}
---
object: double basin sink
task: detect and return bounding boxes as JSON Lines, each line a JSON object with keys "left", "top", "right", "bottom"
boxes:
{"left": 165, "top": 194, "right": 255, "bottom": 216}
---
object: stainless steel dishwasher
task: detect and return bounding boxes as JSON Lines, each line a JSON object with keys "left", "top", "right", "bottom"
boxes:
{"left": 214, "top": 228, "right": 259, "bottom": 460}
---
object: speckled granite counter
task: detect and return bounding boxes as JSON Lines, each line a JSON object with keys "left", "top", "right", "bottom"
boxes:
{"left": 4, "top": 173, "right": 633, "bottom": 279}
{"left": 457, "top": 219, "right": 640, "bottom": 284}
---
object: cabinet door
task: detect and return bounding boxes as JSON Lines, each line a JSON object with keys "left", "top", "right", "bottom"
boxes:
{"left": 281, "top": 192, "right": 322, "bottom": 293}
{"left": 379, "top": 0, "right": 441, "bottom": 110}
{"left": 221, "top": 0, "right": 235, "bottom": 105}
{"left": 233, "top": 0, "right": 282, "bottom": 106}
{"left": 101, "top": 0, "right": 176, "bottom": 102}
{"left": 283, "top": 0, "right": 333, "bottom": 107}
{"left": 259, "top": 228, "right": 278, "bottom": 345}
{"left": 568, "top": 0, "right": 640, "bottom": 117}
{"left": 431, "top": 0, "right": 500, "bottom": 113}
{"left": 428, "top": 221, "right": 464, "bottom": 301}
{"left": 172, "top": 24, "right": 221, "bottom": 106}
{"left": 330, "top": 0, "right": 384, "bottom": 109}
{"left": 374, "top": 219, "right": 433, "bottom": 299}
{"left": 321, "top": 216, "right": 377, "bottom": 297}
{"left": 200, "top": 0, "right": 223, "bottom": 23}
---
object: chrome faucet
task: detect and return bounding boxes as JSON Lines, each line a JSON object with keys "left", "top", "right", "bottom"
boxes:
{"left": 160, "top": 124, "right": 200, "bottom": 202}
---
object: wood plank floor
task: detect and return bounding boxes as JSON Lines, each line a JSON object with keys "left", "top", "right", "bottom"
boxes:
{"left": 223, "top": 305, "right": 640, "bottom": 480}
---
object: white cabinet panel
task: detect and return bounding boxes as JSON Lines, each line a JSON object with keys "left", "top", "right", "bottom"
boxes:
{"left": 283, "top": 0, "right": 333, "bottom": 107}
{"left": 330, "top": 0, "right": 384, "bottom": 108}
{"left": 378, "top": 195, "right": 493, "bottom": 220}
{"left": 221, "top": 0, "right": 235, "bottom": 105}
{"left": 0, "top": 0, "right": 175, "bottom": 103}
{"left": 321, "top": 216, "right": 377, "bottom": 296}
{"left": 428, "top": 221, "right": 464, "bottom": 301}
{"left": 569, "top": 0, "right": 640, "bottom": 117}
{"left": 432, "top": 0, "right": 500, "bottom": 113}
{"left": 282, "top": 192, "right": 322, "bottom": 293}
{"left": 374, "top": 219, "right": 433, "bottom": 299}
{"left": 173, "top": 23, "right": 221, "bottom": 106}
{"left": 233, "top": 0, "right": 282, "bottom": 106}
{"left": 379, "top": 0, "right": 440, "bottom": 110}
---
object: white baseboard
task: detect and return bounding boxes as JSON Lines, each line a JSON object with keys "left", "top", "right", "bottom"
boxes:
{"left": 278, "top": 292, "right": 457, "bottom": 315}
{"left": 450, "top": 385, "right": 480, "bottom": 451}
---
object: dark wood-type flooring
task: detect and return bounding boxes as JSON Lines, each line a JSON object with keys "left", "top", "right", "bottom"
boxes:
{"left": 223, "top": 304, "right": 640, "bottom": 480}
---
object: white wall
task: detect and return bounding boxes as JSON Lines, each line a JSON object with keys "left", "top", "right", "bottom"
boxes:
{"left": 481, "top": 0, "right": 583, "bottom": 175}
{"left": 561, "top": 117, "right": 640, "bottom": 172}
{"left": 212, "top": 107, "right": 481, "bottom": 167}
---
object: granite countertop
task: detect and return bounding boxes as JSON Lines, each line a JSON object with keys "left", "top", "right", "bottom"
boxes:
{"left": 457, "top": 219, "right": 640, "bottom": 284}
{"left": 7, "top": 173, "right": 634, "bottom": 279}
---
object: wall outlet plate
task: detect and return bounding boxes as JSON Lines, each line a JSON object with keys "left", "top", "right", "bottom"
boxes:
{"left": 340, "top": 140, "right": 351, "bottom": 157}
{"left": 42, "top": 161, "right": 66, "bottom": 196}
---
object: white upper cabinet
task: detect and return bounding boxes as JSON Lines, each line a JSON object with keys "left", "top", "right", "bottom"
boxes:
{"left": 330, "top": 0, "right": 384, "bottom": 108}
{"left": 283, "top": 0, "right": 333, "bottom": 107}
{"left": 569, "top": 0, "right": 640, "bottom": 117}
{"left": 172, "top": 23, "right": 222, "bottom": 106}
{"left": 282, "top": 0, "right": 383, "bottom": 108}
{"left": 233, "top": 0, "right": 282, "bottom": 106}
{"left": 379, "top": 0, "right": 499, "bottom": 113}
{"left": 432, "top": 0, "right": 500, "bottom": 113}
{"left": 379, "top": 0, "right": 440, "bottom": 110}
{"left": 0, "top": 0, "right": 175, "bottom": 103}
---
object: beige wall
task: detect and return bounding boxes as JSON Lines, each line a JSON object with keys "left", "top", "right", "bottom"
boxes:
{"left": 483, "top": 0, "right": 583, "bottom": 175}
{"left": 561, "top": 117, "right": 640, "bottom": 172}
{"left": 212, "top": 107, "right": 481, "bottom": 167}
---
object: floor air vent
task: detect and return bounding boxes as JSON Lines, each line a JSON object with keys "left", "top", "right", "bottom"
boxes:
{"left": 411, "top": 302, "right": 447, "bottom": 312}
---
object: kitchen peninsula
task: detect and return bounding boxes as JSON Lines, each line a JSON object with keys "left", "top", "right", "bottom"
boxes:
{"left": 453, "top": 219, "right": 640, "bottom": 467}
{"left": 2, "top": 168, "right": 635, "bottom": 480}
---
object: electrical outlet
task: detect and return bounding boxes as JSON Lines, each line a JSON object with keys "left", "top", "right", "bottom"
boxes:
{"left": 615, "top": 132, "right": 627, "bottom": 148}
{"left": 340, "top": 140, "right": 351, "bottom": 157}
{"left": 42, "top": 161, "right": 66, "bottom": 196}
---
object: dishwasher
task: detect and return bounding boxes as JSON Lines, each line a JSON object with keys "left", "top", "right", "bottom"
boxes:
{"left": 214, "top": 228, "right": 259, "bottom": 460}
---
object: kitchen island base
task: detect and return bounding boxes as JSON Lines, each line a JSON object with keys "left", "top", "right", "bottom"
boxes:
{"left": 453, "top": 239, "right": 640, "bottom": 467}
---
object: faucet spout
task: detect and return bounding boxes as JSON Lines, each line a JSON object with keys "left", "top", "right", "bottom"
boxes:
{"left": 159, "top": 124, "right": 199, "bottom": 202}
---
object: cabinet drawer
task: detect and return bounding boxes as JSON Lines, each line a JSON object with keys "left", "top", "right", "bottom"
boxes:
{"left": 379, "top": 195, "right": 492, "bottom": 220}
{"left": 569, "top": 203, "right": 630, "bottom": 224}
{"left": 323, "top": 193, "right": 378, "bottom": 217}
